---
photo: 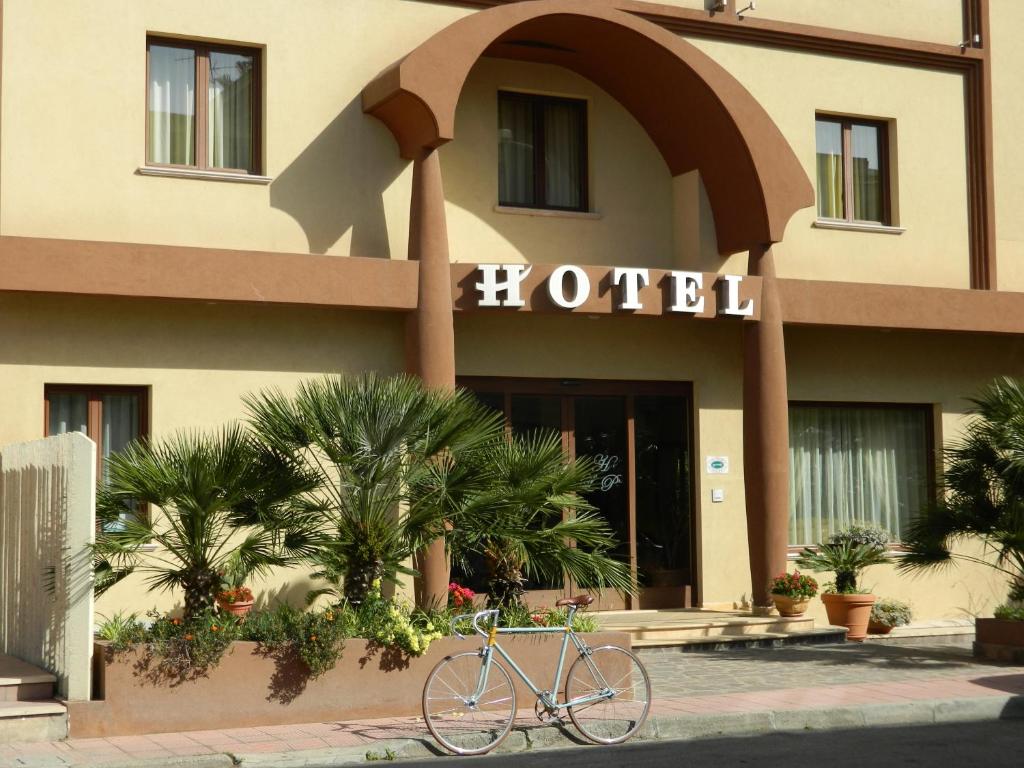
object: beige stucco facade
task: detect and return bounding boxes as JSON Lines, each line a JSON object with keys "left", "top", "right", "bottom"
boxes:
{"left": 1, "top": 0, "right": 1022, "bottom": 624}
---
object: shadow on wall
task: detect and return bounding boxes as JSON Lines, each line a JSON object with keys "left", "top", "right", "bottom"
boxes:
{"left": 269, "top": 97, "right": 407, "bottom": 258}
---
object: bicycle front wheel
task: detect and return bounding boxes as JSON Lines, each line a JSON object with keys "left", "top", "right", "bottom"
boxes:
{"left": 565, "top": 645, "right": 651, "bottom": 744}
{"left": 422, "top": 651, "right": 517, "bottom": 756}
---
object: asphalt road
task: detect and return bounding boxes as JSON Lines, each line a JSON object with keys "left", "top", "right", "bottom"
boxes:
{"left": 387, "top": 721, "right": 1024, "bottom": 768}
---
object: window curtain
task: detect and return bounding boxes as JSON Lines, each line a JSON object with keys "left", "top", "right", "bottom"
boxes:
{"left": 208, "top": 51, "right": 253, "bottom": 170}
{"left": 788, "top": 405, "right": 929, "bottom": 545}
{"left": 815, "top": 120, "right": 843, "bottom": 219}
{"left": 498, "top": 96, "right": 535, "bottom": 206}
{"left": 101, "top": 394, "right": 140, "bottom": 484}
{"left": 48, "top": 393, "right": 88, "bottom": 436}
{"left": 148, "top": 45, "right": 195, "bottom": 165}
{"left": 543, "top": 101, "right": 582, "bottom": 209}
{"left": 852, "top": 123, "right": 883, "bottom": 222}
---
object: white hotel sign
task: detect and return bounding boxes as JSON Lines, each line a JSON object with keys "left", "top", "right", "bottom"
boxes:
{"left": 472, "top": 264, "right": 757, "bottom": 317}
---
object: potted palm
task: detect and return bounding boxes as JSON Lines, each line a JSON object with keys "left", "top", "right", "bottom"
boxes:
{"left": 796, "top": 526, "right": 891, "bottom": 641}
{"left": 768, "top": 571, "right": 818, "bottom": 617}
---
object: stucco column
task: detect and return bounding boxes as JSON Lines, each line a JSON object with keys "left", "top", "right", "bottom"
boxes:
{"left": 407, "top": 147, "right": 455, "bottom": 608}
{"left": 742, "top": 245, "right": 790, "bottom": 610}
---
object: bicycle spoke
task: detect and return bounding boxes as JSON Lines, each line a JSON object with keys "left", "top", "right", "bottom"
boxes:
{"left": 566, "top": 646, "right": 651, "bottom": 745}
{"left": 423, "top": 652, "right": 517, "bottom": 756}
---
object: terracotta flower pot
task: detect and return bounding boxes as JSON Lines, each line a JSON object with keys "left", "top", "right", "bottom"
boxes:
{"left": 867, "top": 621, "right": 894, "bottom": 635}
{"left": 218, "top": 599, "right": 254, "bottom": 617}
{"left": 770, "top": 593, "right": 811, "bottom": 617}
{"left": 821, "top": 593, "right": 875, "bottom": 642}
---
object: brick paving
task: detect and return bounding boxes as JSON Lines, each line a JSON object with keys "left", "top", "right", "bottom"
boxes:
{"left": 1, "top": 643, "right": 1022, "bottom": 767}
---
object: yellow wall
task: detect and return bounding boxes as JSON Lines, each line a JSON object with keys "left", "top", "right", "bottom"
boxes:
{"left": 653, "top": 0, "right": 964, "bottom": 46}
{"left": 729, "top": 0, "right": 963, "bottom": 46}
{"left": 685, "top": 37, "right": 971, "bottom": 286}
{"left": 442, "top": 59, "right": 676, "bottom": 269}
{"left": 0, "top": 0, "right": 975, "bottom": 289}
{"left": 784, "top": 325, "right": 1024, "bottom": 621}
{"left": 0, "top": 0, "right": 471, "bottom": 258}
{"left": 2, "top": 293, "right": 1021, "bottom": 620}
{"left": 0, "top": 292, "right": 405, "bottom": 616}
{"left": 989, "top": 1, "right": 1024, "bottom": 292}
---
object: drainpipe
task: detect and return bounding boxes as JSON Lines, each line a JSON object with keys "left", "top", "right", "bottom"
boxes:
{"left": 407, "top": 147, "right": 456, "bottom": 609}
{"left": 742, "top": 245, "right": 790, "bottom": 611}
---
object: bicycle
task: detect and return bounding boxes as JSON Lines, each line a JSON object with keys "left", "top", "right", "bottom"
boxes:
{"left": 421, "top": 594, "right": 651, "bottom": 756}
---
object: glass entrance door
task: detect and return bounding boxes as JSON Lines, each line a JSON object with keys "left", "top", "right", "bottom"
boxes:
{"left": 458, "top": 378, "right": 695, "bottom": 610}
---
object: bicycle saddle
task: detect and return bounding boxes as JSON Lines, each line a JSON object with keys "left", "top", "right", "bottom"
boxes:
{"left": 555, "top": 594, "right": 595, "bottom": 608}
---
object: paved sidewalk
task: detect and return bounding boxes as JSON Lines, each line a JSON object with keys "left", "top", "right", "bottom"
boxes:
{"left": 2, "top": 643, "right": 1023, "bottom": 767}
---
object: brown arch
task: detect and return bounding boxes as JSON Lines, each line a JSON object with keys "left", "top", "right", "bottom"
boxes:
{"left": 362, "top": 0, "right": 813, "bottom": 254}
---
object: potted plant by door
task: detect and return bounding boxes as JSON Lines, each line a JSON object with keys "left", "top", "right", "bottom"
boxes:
{"left": 796, "top": 525, "right": 892, "bottom": 642}
{"left": 768, "top": 571, "right": 819, "bottom": 617}
{"left": 868, "top": 598, "right": 913, "bottom": 635}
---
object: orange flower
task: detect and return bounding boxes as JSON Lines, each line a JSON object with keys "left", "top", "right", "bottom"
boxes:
{"left": 310, "top": 634, "right": 318, "bottom": 641}
{"left": 211, "top": 625, "right": 219, "bottom": 632}
{"left": 184, "top": 634, "right": 194, "bottom": 641}
{"left": 172, "top": 618, "right": 181, "bottom": 626}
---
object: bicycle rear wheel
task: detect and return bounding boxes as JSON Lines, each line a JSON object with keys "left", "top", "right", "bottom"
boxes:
{"left": 422, "top": 651, "right": 517, "bottom": 756}
{"left": 565, "top": 644, "right": 651, "bottom": 744}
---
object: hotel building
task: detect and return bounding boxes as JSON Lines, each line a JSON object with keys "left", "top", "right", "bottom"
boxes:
{"left": 2, "top": 0, "right": 1022, "bottom": 623}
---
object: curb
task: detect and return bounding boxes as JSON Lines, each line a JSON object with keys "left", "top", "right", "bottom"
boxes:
{"left": 227, "top": 693, "right": 1024, "bottom": 767}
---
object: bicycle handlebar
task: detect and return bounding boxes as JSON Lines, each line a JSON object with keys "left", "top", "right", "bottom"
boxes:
{"left": 449, "top": 609, "right": 501, "bottom": 639}
{"left": 450, "top": 605, "right": 582, "bottom": 640}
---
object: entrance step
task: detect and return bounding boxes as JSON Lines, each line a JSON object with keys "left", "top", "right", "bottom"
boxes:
{"left": 633, "top": 626, "right": 848, "bottom": 652}
{"left": 596, "top": 609, "right": 848, "bottom": 651}
{"left": 0, "top": 655, "right": 67, "bottom": 743}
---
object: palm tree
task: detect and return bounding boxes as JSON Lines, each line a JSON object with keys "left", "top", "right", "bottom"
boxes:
{"left": 94, "top": 424, "right": 318, "bottom": 619}
{"left": 438, "top": 430, "right": 635, "bottom": 608}
{"left": 899, "top": 376, "right": 1024, "bottom": 603}
{"left": 245, "top": 373, "right": 503, "bottom": 606}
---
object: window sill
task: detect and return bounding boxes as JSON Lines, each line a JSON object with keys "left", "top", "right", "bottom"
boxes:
{"left": 494, "top": 205, "right": 602, "bottom": 221}
{"left": 787, "top": 546, "right": 908, "bottom": 558}
{"left": 813, "top": 218, "right": 905, "bottom": 235}
{"left": 137, "top": 166, "right": 272, "bottom": 185}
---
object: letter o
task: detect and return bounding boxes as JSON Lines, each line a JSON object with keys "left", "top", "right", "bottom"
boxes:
{"left": 547, "top": 265, "right": 591, "bottom": 310}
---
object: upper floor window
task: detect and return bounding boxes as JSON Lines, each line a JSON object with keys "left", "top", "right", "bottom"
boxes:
{"left": 815, "top": 116, "right": 889, "bottom": 225}
{"left": 498, "top": 91, "right": 588, "bottom": 212}
{"left": 146, "top": 37, "right": 261, "bottom": 174}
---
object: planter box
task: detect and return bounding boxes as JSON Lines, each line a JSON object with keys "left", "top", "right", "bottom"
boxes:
{"left": 975, "top": 618, "right": 1024, "bottom": 662}
{"left": 67, "top": 632, "right": 628, "bottom": 738}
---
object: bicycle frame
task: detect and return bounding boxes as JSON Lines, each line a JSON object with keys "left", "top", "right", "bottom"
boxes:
{"left": 452, "top": 608, "right": 615, "bottom": 712}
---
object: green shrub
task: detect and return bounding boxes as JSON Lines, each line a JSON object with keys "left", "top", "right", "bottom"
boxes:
{"left": 238, "top": 603, "right": 301, "bottom": 648}
{"left": 870, "top": 598, "right": 913, "bottom": 628}
{"left": 994, "top": 603, "right": 1024, "bottom": 621}
{"left": 145, "top": 610, "right": 240, "bottom": 676}
{"left": 96, "top": 612, "right": 146, "bottom": 652}
{"left": 829, "top": 524, "right": 891, "bottom": 550}
{"left": 356, "top": 581, "right": 442, "bottom": 656}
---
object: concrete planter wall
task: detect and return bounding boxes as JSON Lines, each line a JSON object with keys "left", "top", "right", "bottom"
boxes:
{"left": 67, "top": 632, "right": 629, "bottom": 738}
{"left": 975, "top": 618, "right": 1024, "bottom": 662}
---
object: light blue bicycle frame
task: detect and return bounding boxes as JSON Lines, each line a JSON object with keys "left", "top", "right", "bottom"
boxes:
{"left": 451, "top": 608, "right": 615, "bottom": 712}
